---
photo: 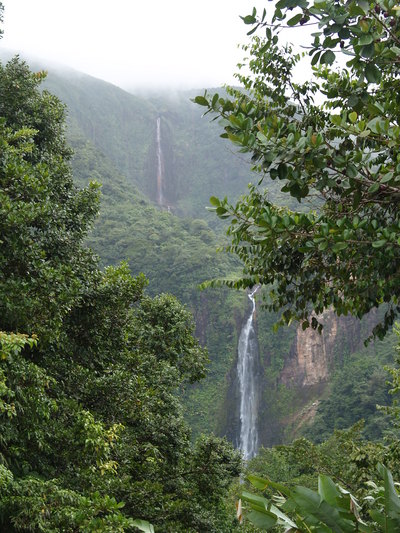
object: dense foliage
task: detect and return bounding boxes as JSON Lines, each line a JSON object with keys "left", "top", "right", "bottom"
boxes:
{"left": 196, "top": 0, "right": 400, "bottom": 340}
{"left": 0, "top": 57, "right": 242, "bottom": 532}
{"left": 192, "top": 0, "right": 400, "bottom": 528}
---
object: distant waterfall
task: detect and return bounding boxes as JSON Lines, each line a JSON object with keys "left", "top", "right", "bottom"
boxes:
{"left": 156, "top": 117, "right": 164, "bottom": 205}
{"left": 237, "top": 286, "right": 260, "bottom": 460}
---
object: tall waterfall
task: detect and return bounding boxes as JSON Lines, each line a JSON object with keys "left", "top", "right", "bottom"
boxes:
{"left": 237, "top": 286, "right": 260, "bottom": 460}
{"left": 156, "top": 117, "right": 164, "bottom": 205}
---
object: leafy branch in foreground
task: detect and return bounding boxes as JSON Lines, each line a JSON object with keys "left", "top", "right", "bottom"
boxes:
{"left": 241, "top": 463, "right": 400, "bottom": 531}
{"left": 195, "top": 0, "right": 400, "bottom": 339}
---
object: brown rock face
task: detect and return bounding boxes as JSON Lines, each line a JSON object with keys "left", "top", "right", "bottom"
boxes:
{"left": 280, "top": 311, "right": 361, "bottom": 387}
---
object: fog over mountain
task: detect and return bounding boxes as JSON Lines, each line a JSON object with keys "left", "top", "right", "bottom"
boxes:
{"left": 1, "top": 0, "right": 268, "bottom": 90}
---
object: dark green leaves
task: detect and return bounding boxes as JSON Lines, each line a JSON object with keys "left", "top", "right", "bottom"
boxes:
{"left": 320, "top": 50, "right": 336, "bottom": 65}
{"left": 365, "top": 63, "right": 381, "bottom": 83}
{"left": 287, "top": 13, "right": 303, "bottom": 26}
{"left": 193, "top": 95, "right": 209, "bottom": 106}
{"left": 194, "top": 0, "right": 400, "bottom": 340}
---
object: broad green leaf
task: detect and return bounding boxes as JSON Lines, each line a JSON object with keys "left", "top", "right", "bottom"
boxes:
{"left": 248, "top": 509, "right": 278, "bottom": 529}
{"left": 248, "top": 474, "right": 269, "bottom": 490}
{"left": 257, "top": 131, "right": 268, "bottom": 144}
{"left": 131, "top": 519, "right": 155, "bottom": 533}
{"left": 211, "top": 93, "right": 219, "bottom": 108}
{"left": 269, "top": 503, "right": 298, "bottom": 528}
{"left": 320, "top": 50, "right": 335, "bottom": 65}
{"left": 311, "top": 50, "right": 322, "bottom": 66}
{"left": 360, "top": 43, "right": 375, "bottom": 59}
{"left": 359, "top": 34, "right": 373, "bottom": 45}
{"left": 369, "top": 510, "right": 398, "bottom": 532}
{"left": 318, "top": 474, "right": 341, "bottom": 507}
{"left": 356, "top": 0, "right": 369, "bottom": 14}
{"left": 378, "top": 463, "right": 400, "bottom": 519}
{"left": 365, "top": 63, "right": 381, "bottom": 83}
{"left": 278, "top": 163, "right": 289, "bottom": 179}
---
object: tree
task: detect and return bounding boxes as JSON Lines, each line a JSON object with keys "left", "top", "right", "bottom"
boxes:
{"left": 196, "top": 0, "right": 400, "bottom": 339}
{"left": 0, "top": 58, "right": 100, "bottom": 342}
{"left": 0, "top": 56, "right": 242, "bottom": 532}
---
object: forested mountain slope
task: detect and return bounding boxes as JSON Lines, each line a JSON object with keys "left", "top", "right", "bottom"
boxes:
{"left": 68, "top": 132, "right": 247, "bottom": 437}
{"left": 8, "top": 52, "right": 395, "bottom": 448}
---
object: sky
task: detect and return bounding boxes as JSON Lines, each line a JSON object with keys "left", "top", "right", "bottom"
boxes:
{"left": 1, "top": 0, "right": 273, "bottom": 91}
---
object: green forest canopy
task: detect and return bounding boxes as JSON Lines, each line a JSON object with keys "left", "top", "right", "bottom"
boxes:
{"left": 0, "top": 54, "right": 242, "bottom": 532}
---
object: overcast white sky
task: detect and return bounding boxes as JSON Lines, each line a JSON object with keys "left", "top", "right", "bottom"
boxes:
{"left": 1, "top": 0, "right": 273, "bottom": 91}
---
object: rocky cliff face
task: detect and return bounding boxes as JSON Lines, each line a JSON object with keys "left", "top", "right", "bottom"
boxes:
{"left": 280, "top": 311, "right": 362, "bottom": 388}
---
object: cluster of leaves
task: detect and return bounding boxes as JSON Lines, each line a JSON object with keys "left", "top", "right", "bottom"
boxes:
{"left": 0, "top": 57, "right": 243, "bottom": 532}
{"left": 195, "top": 0, "right": 400, "bottom": 340}
{"left": 240, "top": 413, "right": 400, "bottom": 530}
{"left": 242, "top": 463, "right": 400, "bottom": 531}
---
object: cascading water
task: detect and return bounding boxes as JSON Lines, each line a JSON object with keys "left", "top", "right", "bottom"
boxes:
{"left": 237, "top": 286, "right": 260, "bottom": 460}
{"left": 156, "top": 117, "right": 164, "bottom": 205}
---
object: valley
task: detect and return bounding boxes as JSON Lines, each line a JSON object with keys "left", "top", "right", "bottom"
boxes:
{"left": 38, "top": 62, "right": 395, "bottom": 451}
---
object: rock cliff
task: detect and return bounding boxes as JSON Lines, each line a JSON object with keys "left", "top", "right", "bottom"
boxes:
{"left": 280, "top": 311, "right": 361, "bottom": 387}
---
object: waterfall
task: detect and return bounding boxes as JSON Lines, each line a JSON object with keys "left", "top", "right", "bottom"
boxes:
{"left": 237, "top": 286, "right": 260, "bottom": 460}
{"left": 156, "top": 117, "right": 164, "bottom": 205}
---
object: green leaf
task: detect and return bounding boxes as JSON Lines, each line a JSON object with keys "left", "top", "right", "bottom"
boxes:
{"left": 248, "top": 474, "right": 269, "bottom": 490}
{"left": 360, "top": 43, "right": 375, "bottom": 59}
{"left": 330, "top": 114, "right": 342, "bottom": 126}
{"left": 248, "top": 510, "right": 278, "bottom": 529}
{"left": 368, "top": 182, "right": 380, "bottom": 194}
{"left": 357, "top": 0, "right": 369, "bottom": 14}
{"left": 359, "top": 34, "right": 373, "bottom": 45}
{"left": 332, "top": 242, "right": 348, "bottom": 252}
{"left": 209, "top": 196, "right": 220, "bottom": 207}
{"left": 318, "top": 475, "right": 341, "bottom": 507}
{"left": 193, "top": 95, "right": 209, "bottom": 106}
{"left": 131, "top": 519, "right": 155, "bottom": 533}
{"left": 378, "top": 463, "right": 400, "bottom": 519}
{"left": 240, "top": 14, "right": 257, "bottom": 24}
{"left": 278, "top": 163, "right": 289, "bottom": 179}
{"left": 242, "top": 490, "right": 269, "bottom": 510}
{"left": 372, "top": 240, "right": 387, "bottom": 248}
{"left": 257, "top": 131, "right": 268, "bottom": 144}
{"left": 211, "top": 93, "right": 219, "bottom": 108}
{"left": 287, "top": 13, "right": 303, "bottom": 25}
{"left": 311, "top": 51, "right": 321, "bottom": 66}
{"left": 365, "top": 63, "right": 381, "bottom": 83}
{"left": 290, "top": 486, "right": 344, "bottom": 531}
{"left": 320, "top": 50, "right": 335, "bottom": 65}
{"left": 349, "top": 111, "right": 358, "bottom": 123}
{"left": 380, "top": 172, "right": 394, "bottom": 184}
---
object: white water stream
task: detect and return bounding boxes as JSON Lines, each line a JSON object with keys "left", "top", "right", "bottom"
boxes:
{"left": 237, "top": 286, "right": 260, "bottom": 460}
{"left": 156, "top": 117, "right": 164, "bottom": 205}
